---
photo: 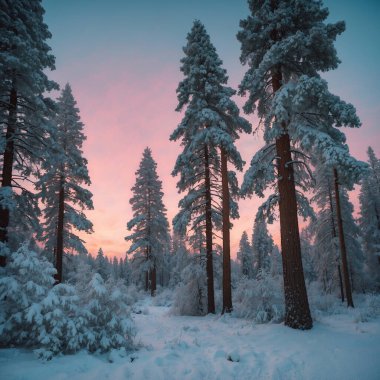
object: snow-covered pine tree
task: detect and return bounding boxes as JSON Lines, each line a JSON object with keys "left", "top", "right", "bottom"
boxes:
{"left": 270, "top": 245, "right": 282, "bottom": 277}
{"left": 310, "top": 156, "right": 364, "bottom": 302}
{"left": 171, "top": 20, "right": 251, "bottom": 314}
{"left": 252, "top": 217, "right": 273, "bottom": 276}
{"left": 299, "top": 228, "right": 317, "bottom": 285}
{"left": 95, "top": 248, "right": 110, "bottom": 280}
{"left": 172, "top": 254, "right": 207, "bottom": 316}
{"left": 238, "top": 0, "right": 366, "bottom": 329}
{"left": 310, "top": 159, "right": 341, "bottom": 295}
{"left": 120, "top": 257, "right": 131, "bottom": 286}
{"left": 125, "top": 148, "right": 170, "bottom": 297}
{"left": 335, "top": 181, "right": 364, "bottom": 294}
{"left": 111, "top": 256, "right": 119, "bottom": 281}
{"left": 0, "top": 243, "right": 56, "bottom": 348}
{"left": 37, "top": 84, "right": 93, "bottom": 283}
{"left": 0, "top": 0, "right": 58, "bottom": 264}
{"left": 237, "top": 231, "right": 254, "bottom": 278}
{"left": 359, "top": 147, "right": 380, "bottom": 289}
{"left": 169, "top": 231, "right": 190, "bottom": 288}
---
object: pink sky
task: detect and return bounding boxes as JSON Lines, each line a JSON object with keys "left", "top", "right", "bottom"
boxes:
{"left": 43, "top": 0, "right": 380, "bottom": 259}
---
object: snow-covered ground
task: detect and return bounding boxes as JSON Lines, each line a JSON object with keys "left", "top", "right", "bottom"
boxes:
{"left": 2, "top": 298, "right": 380, "bottom": 380}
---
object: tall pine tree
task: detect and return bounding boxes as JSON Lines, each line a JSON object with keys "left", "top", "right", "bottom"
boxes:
{"left": 171, "top": 20, "right": 250, "bottom": 314}
{"left": 126, "top": 148, "right": 170, "bottom": 296}
{"left": 237, "top": 0, "right": 366, "bottom": 329}
{"left": 38, "top": 84, "right": 93, "bottom": 283}
{"left": 359, "top": 147, "right": 380, "bottom": 288}
{"left": 0, "top": 0, "right": 58, "bottom": 264}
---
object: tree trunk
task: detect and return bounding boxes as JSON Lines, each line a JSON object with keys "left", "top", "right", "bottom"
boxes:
{"left": 0, "top": 83, "right": 17, "bottom": 266}
{"left": 338, "top": 264, "right": 345, "bottom": 302}
{"left": 145, "top": 270, "right": 149, "bottom": 292}
{"left": 327, "top": 178, "right": 345, "bottom": 302}
{"left": 272, "top": 68, "right": 312, "bottom": 330}
{"left": 333, "top": 168, "right": 354, "bottom": 307}
{"left": 204, "top": 145, "right": 215, "bottom": 314}
{"left": 221, "top": 148, "right": 232, "bottom": 313}
{"left": 55, "top": 179, "right": 65, "bottom": 284}
{"left": 151, "top": 263, "right": 156, "bottom": 297}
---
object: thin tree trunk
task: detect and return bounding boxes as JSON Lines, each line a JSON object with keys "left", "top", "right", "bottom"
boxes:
{"left": 272, "top": 67, "right": 312, "bottom": 330}
{"left": 204, "top": 145, "right": 215, "bottom": 314}
{"left": 333, "top": 168, "right": 354, "bottom": 307}
{"left": 0, "top": 83, "right": 17, "bottom": 266}
{"left": 338, "top": 264, "right": 345, "bottom": 302}
{"left": 55, "top": 178, "right": 65, "bottom": 284}
{"left": 145, "top": 270, "right": 149, "bottom": 292}
{"left": 221, "top": 148, "right": 232, "bottom": 313}
{"left": 151, "top": 262, "right": 156, "bottom": 297}
{"left": 327, "top": 178, "right": 345, "bottom": 302}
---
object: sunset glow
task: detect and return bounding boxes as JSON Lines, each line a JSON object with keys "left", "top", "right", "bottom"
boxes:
{"left": 43, "top": 0, "right": 380, "bottom": 259}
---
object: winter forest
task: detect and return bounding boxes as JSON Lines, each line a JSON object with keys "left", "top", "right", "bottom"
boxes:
{"left": 1, "top": 0, "right": 380, "bottom": 379}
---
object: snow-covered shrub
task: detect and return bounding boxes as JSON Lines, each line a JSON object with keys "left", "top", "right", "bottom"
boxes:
{"left": 0, "top": 243, "right": 56, "bottom": 347}
{"left": 124, "top": 283, "right": 143, "bottom": 306}
{"left": 152, "top": 287, "right": 174, "bottom": 307}
{"left": 355, "top": 293, "right": 380, "bottom": 322}
{"left": 172, "top": 261, "right": 207, "bottom": 316}
{"left": 78, "top": 274, "right": 136, "bottom": 353}
{"left": 1, "top": 244, "right": 136, "bottom": 357}
{"left": 307, "top": 281, "right": 337, "bottom": 315}
{"left": 33, "top": 283, "right": 82, "bottom": 360}
{"left": 233, "top": 270, "right": 284, "bottom": 323}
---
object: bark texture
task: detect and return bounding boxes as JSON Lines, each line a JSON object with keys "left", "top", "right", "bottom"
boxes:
{"left": 204, "top": 145, "right": 215, "bottom": 314}
{"left": 327, "top": 178, "right": 345, "bottom": 302}
{"left": 55, "top": 180, "right": 65, "bottom": 284}
{"left": 221, "top": 148, "right": 232, "bottom": 313}
{"left": 272, "top": 68, "right": 312, "bottom": 330}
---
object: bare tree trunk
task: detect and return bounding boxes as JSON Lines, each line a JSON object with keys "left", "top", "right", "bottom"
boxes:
{"left": 338, "top": 264, "right": 345, "bottom": 302}
{"left": 333, "top": 168, "right": 354, "bottom": 307}
{"left": 0, "top": 83, "right": 17, "bottom": 266}
{"left": 55, "top": 179, "right": 65, "bottom": 284}
{"left": 145, "top": 270, "right": 149, "bottom": 292}
{"left": 221, "top": 148, "right": 232, "bottom": 313}
{"left": 272, "top": 68, "right": 312, "bottom": 330}
{"left": 204, "top": 145, "right": 215, "bottom": 314}
{"left": 151, "top": 262, "right": 156, "bottom": 297}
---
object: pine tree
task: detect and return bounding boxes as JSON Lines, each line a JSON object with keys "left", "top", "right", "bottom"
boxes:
{"left": 359, "top": 147, "right": 380, "bottom": 288}
{"left": 171, "top": 20, "right": 250, "bottom": 314}
{"left": 311, "top": 159, "right": 341, "bottom": 295}
{"left": 237, "top": 231, "right": 253, "bottom": 278}
{"left": 310, "top": 156, "right": 364, "bottom": 303}
{"left": 169, "top": 232, "right": 190, "bottom": 288}
{"left": 95, "top": 248, "right": 109, "bottom": 280}
{"left": 37, "top": 84, "right": 93, "bottom": 283}
{"left": 0, "top": 0, "right": 58, "bottom": 265}
{"left": 126, "top": 148, "right": 170, "bottom": 297}
{"left": 252, "top": 218, "right": 273, "bottom": 276}
{"left": 238, "top": 0, "right": 366, "bottom": 329}
{"left": 111, "top": 256, "right": 119, "bottom": 281}
{"left": 299, "top": 228, "right": 316, "bottom": 284}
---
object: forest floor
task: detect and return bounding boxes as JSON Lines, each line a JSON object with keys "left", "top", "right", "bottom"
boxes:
{"left": 1, "top": 297, "right": 380, "bottom": 380}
